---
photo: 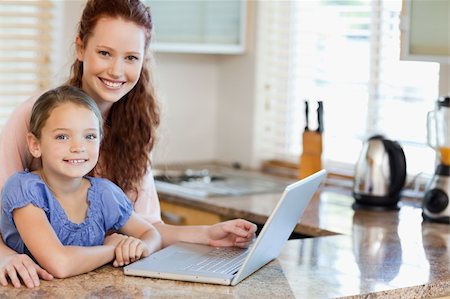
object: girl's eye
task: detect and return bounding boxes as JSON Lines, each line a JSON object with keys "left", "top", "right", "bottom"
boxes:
{"left": 86, "top": 134, "right": 97, "bottom": 140}
{"left": 55, "top": 135, "right": 68, "bottom": 140}
{"left": 98, "top": 50, "right": 110, "bottom": 57}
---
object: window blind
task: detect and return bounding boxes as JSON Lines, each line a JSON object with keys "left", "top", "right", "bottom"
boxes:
{"left": 0, "top": 0, "right": 54, "bottom": 132}
{"left": 255, "top": 0, "right": 440, "bottom": 178}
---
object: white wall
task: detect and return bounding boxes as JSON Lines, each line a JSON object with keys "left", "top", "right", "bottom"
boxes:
{"left": 152, "top": 2, "right": 257, "bottom": 167}
{"left": 151, "top": 53, "right": 220, "bottom": 164}
{"left": 440, "top": 65, "right": 450, "bottom": 96}
{"left": 54, "top": 1, "right": 85, "bottom": 84}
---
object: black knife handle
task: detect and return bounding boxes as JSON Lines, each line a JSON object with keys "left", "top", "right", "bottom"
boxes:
{"left": 317, "top": 101, "right": 324, "bottom": 133}
{"left": 304, "top": 100, "right": 309, "bottom": 130}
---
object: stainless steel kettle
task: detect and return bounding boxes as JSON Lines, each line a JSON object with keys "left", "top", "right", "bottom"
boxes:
{"left": 352, "top": 135, "right": 407, "bottom": 210}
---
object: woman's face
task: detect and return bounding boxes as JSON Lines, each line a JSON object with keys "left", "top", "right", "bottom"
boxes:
{"left": 76, "top": 17, "right": 146, "bottom": 114}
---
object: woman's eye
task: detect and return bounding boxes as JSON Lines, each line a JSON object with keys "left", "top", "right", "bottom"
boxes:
{"left": 86, "top": 134, "right": 97, "bottom": 140}
{"left": 98, "top": 50, "right": 110, "bottom": 56}
{"left": 55, "top": 135, "right": 68, "bottom": 140}
{"left": 126, "top": 55, "right": 139, "bottom": 62}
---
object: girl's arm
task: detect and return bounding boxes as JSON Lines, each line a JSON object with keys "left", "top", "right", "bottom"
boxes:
{"left": 113, "top": 212, "right": 162, "bottom": 266}
{"left": 13, "top": 204, "right": 116, "bottom": 279}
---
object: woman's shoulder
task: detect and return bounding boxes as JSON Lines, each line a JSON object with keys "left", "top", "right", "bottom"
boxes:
{"left": 13, "top": 90, "right": 47, "bottom": 115}
{"left": 2, "top": 90, "right": 49, "bottom": 131}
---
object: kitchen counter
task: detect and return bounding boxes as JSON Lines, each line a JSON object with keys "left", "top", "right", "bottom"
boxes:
{"left": 2, "top": 172, "right": 450, "bottom": 298}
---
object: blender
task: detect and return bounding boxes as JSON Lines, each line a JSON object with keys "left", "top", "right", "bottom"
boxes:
{"left": 423, "top": 96, "right": 450, "bottom": 224}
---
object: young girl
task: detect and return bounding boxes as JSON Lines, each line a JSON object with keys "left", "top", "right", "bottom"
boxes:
{"left": 1, "top": 85, "right": 162, "bottom": 279}
{"left": 0, "top": 0, "right": 256, "bottom": 288}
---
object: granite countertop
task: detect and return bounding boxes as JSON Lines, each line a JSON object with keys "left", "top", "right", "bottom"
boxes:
{"left": 2, "top": 167, "right": 450, "bottom": 298}
{"left": 154, "top": 165, "right": 450, "bottom": 298}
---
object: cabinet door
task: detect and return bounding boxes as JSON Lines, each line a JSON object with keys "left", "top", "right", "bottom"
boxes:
{"left": 160, "top": 200, "right": 223, "bottom": 225}
{"left": 400, "top": 0, "right": 450, "bottom": 63}
{"left": 145, "top": 0, "right": 246, "bottom": 54}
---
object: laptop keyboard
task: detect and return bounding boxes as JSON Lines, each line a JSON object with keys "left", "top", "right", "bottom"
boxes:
{"left": 183, "top": 247, "right": 248, "bottom": 275}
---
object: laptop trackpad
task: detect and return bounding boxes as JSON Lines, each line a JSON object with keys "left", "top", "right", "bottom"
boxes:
{"left": 135, "top": 243, "right": 215, "bottom": 271}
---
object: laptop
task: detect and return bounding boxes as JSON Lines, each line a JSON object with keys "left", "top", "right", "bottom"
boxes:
{"left": 124, "top": 169, "right": 326, "bottom": 285}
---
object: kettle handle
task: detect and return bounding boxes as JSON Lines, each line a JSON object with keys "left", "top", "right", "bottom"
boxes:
{"left": 382, "top": 139, "right": 407, "bottom": 196}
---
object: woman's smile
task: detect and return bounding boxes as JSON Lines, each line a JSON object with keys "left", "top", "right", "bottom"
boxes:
{"left": 76, "top": 17, "right": 146, "bottom": 110}
{"left": 98, "top": 77, "right": 125, "bottom": 89}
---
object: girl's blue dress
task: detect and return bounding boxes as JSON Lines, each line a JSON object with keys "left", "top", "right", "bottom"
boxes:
{"left": 1, "top": 171, "right": 132, "bottom": 256}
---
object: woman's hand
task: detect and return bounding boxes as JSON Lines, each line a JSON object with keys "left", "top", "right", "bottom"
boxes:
{"left": 207, "top": 219, "right": 257, "bottom": 248}
{"left": 0, "top": 254, "right": 53, "bottom": 288}
{"left": 105, "top": 233, "right": 149, "bottom": 267}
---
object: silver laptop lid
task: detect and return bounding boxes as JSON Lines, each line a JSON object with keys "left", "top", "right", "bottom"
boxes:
{"left": 231, "top": 169, "right": 326, "bottom": 285}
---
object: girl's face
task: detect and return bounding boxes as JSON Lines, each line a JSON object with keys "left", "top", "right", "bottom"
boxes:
{"left": 27, "top": 102, "right": 101, "bottom": 181}
{"left": 76, "top": 17, "right": 146, "bottom": 114}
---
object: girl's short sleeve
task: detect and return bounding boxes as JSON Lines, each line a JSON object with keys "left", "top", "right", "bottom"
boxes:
{"left": 1, "top": 172, "right": 49, "bottom": 225}
{"left": 95, "top": 178, "right": 133, "bottom": 231}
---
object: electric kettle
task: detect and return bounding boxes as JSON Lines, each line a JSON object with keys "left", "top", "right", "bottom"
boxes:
{"left": 352, "top": 135, "right": 407, "bottom": 210}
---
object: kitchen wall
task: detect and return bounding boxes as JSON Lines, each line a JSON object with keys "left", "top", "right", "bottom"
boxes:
{"left": 440, "top": 65, "right": 450, "bottom": 96}
{"left": 151, "top": 53, "right": 220, "bottom": 164}
{"left": 144, "top": 1, "right": 258, "bottom": 168}
{"left": 57, "top": 1, "right": 449, "bottom": 170}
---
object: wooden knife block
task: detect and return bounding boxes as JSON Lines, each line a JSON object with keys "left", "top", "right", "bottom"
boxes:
{"left": 298, "top": 130, "right": 323, "bottom": 179}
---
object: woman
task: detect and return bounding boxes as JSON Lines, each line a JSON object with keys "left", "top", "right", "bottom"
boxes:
{"left": 0, "top": 0, "right": 256, "bottom": 288}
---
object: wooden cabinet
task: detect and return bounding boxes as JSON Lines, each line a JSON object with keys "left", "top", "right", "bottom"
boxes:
{"left": 160, "top": 200, "right": 225, "bottom": 225}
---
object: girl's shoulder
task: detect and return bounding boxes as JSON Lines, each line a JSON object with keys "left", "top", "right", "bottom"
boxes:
{"left": 85, "top": 176, "right": 130, "bottom": 206}
{"left": 2, "top": 171, "right": 50, "bottom": 223}
{"left": 84, "top": 176, "right": 132, "bottom": 227}
{"left": 4, "top": 171, "right": 43, "bottom": 191}
{"left": 86, "top": 176, "right": 123, "bottom": 194}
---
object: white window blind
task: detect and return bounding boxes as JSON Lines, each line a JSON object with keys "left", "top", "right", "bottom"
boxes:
{"left": 0, "top": 1, "right": 54, "bottom": 132}
{"left": 255, "top": 0, "right": 440, "bottom": 178}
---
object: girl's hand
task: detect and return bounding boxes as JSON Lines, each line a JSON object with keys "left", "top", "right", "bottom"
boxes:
{"left": 207, "top": 219, "right": 257, "bottom": 248}
{"left": 104, "top": 232, "right": 127, "bottom": 247}
{"left": 0, "top": 254, "right": 53, "bottom": 288}
{"left": 111, "top": 236, "right": 150, "bottom": 267}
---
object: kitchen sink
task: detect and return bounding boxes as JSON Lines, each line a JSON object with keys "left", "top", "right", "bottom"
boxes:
{"left": 153, "top": 165, "right": 292, "bottom": 199}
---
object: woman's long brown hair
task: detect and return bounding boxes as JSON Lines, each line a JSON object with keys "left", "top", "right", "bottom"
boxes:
{"left": 67, "top": 0, "right": 160, "bottom": 200}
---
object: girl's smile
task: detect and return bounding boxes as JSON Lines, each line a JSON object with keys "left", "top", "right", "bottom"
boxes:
{"left": 63, "top": 159, "right": 89, "bottom": 165}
